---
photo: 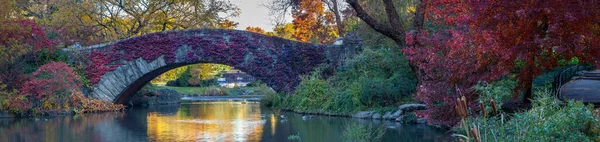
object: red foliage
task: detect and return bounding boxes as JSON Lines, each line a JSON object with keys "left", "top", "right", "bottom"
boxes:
{"left": 85, "top": 51, "right": 116, "bottom": 84}
{"left": 0, "top": 19, "right": 55, "bottom": 51}
{"left": 0, "top": 19, "right": 56, "bottom": 90}
{"left": 11, "top": 62, "right": 81, "bottom": 112}
{"left": 406, "top": 0, "right": 600, "bottom": 126}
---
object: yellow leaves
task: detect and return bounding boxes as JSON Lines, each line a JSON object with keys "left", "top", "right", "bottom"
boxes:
{"left": 218, "top": 20, "right": 239, "bottom": 30}
{"left": 245, "top": 26, "right": 265, "bottom": 34}
{"left": 43, "top": 101, "right": 53, "bottom": 109}
{"left": 406, "top": 6, "right": 416, "bottom": 13}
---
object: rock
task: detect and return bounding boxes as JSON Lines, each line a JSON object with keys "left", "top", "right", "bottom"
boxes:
{"left": 390, "top": 110, "right": 403, "bottom": 118}
{"left": 372, "top": 113, "right": 382, "bottom": 119}
{"left": 353, "top": 111, "right": 373, "bottom": 119}
{"left": 395, "top": 116, "right": 404, "bottom": 122}
{"left": 382, "top": 112, "right": 392, "bottom": 119}
{"left": 416, "top": 118, "right": 428, "bottom": 124}
{"left": 395, "top": 112, "right": 418, "bottom": 123}
{"left": 398, "top": 104, "right": 427, "bottom": 112}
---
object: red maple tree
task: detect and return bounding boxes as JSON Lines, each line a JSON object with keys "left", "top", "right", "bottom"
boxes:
{"left": 405, "top": 0, "right": 600, "bottom": 126}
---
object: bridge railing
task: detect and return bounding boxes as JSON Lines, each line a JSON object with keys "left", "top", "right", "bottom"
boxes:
{"left": 552, "top": 65, "right": 594, "bottom": 100}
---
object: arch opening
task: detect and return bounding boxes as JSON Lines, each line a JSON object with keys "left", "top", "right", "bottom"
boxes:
{"left": 116, "top": 62, "right": 273, "bottom": 104}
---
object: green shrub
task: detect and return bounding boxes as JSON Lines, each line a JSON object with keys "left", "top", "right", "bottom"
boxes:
{"left": 204, "top": 87, "right": 224, "bottom": 96}
{"left": 264, "top": 48, "right": 417, "bottom": 114}
{"left": 290, "top": 71, "right": 334, "bottom": 112}
{"left": 473, "top": 77, "right": 517, "bottom": 108}
{"left": 457, "top": 90, "right": 600, "bottom": 141}
{"left": 330, "top": 48, "right": 416, "bottom": 109}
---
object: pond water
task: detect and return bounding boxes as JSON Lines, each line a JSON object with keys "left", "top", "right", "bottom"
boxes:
{"left": 0, "top": 101, "right": 452, "bottom": 142}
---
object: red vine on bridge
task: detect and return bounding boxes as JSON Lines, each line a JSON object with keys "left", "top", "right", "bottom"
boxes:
{"left": 83, "top": 29, "right": 326, "bottom": 92}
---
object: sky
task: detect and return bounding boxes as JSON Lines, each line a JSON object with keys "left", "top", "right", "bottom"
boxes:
{"left": 229, "top": 0, "right": 291, "bottom": 32}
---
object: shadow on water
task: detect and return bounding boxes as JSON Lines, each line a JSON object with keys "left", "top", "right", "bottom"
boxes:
{"left": 0, "top": 101, "right": 452, "bottom": 142}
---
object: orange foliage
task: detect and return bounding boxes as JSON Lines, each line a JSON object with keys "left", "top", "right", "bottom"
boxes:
{"left": 245, "top": 26, "right": 266, "bottom": 34}
{"left": 291, "top": 0, "right": 337, "bottom": 44}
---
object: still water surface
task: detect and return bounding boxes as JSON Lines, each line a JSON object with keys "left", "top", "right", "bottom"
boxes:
{"left": 0, "top": 101, "right": 452, "bottom": 141}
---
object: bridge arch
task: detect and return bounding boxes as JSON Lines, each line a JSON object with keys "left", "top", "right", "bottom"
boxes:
{"left": 66, "top": 29, "right": 359, "bottom": 103}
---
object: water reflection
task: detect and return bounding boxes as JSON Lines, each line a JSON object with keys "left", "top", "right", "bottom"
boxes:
{"left": 147, "top": 102, "right": 264, "bottom": 141}
{"left": 0, "top": 101, "right": 452, "bottom": 142}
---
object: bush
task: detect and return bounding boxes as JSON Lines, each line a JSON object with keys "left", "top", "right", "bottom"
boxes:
{"left": 289, "top": 72, "right": 334, "bottom": 112}
{"left": 330, "top": 48, "right": 416, "bottom": 109}
{"left": 204, "top": 87, "right": 224, "bottom": 96}
{"left": 456, "top": 90, "right": 600, "bottom": 141}
{"left": 265, "top": 48, "right": 417, "bottom": 114}
{"left": 166, "top": 67, "right": 218, "bottom": 87}
{"left": 13, "top": 62, "right": 82, "bottom": 113}
{"left": 5, "top": 62, "right": 123, "bottom": 115}
{"left": 473, "top": 77, "right": 518, "bottom": 108}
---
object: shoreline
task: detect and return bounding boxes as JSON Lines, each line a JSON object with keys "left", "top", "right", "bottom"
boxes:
{"left": 180, "top": 96, "right": 449, "bottom": 130}
{"left": 181, "top": 95, "right": 264, "bottom": 101}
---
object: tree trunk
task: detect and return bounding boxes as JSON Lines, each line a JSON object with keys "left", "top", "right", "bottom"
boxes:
{"left": 331, "top": 0, "right": 344, "bottom": 35}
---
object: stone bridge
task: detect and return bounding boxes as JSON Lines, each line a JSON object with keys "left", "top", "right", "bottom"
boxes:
{"left": 65, "top": 28, "right": 361, "bottom": 104}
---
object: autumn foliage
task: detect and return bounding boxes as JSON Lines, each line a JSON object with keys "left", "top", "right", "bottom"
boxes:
{"left": 8, "top": 62, "right": 123, "bottom": 115}
{"left": 404, "top": 0, "right": 600, "bottom": 126}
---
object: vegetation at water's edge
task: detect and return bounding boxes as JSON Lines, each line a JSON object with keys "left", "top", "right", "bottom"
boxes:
{"left": 261, "top": 48, "right": 417, "bottom": 114}
{"left": 454, "top": 90, "right": 600, "bottom": 141}
{"left": 3, "top": 61, "right": 123, "bottom": 116}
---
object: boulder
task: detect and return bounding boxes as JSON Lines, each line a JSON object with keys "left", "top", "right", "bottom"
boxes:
{"left": 395, "top": 112, "right": 418, "bottom": 123}
{"left": 390, "top": 110, "right": 403, "bottom": 118}
{"left": 372, "top": 113, "right": 382, "bottom": 119}
{"left": 398, "top": 104, "right": 427, "bottom": 112}
{"left": 353, "top": 111, "right": 373, "bottom": 119}
{"left": 382, "top": 112, "right": 392, "bottom": 119}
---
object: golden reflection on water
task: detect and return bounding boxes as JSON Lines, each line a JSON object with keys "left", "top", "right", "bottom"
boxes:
{"left": 146, "top": 102, "right": 264, "bottom": 141}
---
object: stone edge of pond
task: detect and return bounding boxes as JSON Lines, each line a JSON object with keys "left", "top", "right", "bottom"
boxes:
{"left": 275, "top": 103, "right": 449, "bottom": 129}
{"left": 0, "top": 110, "right": 14, "bottom": 118}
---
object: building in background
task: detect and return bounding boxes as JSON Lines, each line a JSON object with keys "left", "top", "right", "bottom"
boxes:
{"left": 218, "top": 69, "right": 256, "bottom": 88}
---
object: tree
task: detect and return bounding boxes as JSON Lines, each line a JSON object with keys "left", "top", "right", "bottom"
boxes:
{"left": 15, "top": 0, "right": 240, "bottom": 44}
{"left": 267, "top": 0, "right": 340, "bottom": 44}
{"left": 345, "top": 0, "right": 423, "bottom": 47}
{"left": 345, "top": 0, "right": 424, "bottom": 86}
{"left": 246, "top": 26, "right": 266, "bottom": 34}
{"left": 13, "top": 62, "right": 81, "bottom": 112}
{"left": 273, "top": 23, "right": 297, "bottom": 40}
{"left": 403, "top": 0, "right": 600, "bottom": 126}
{"left": 218, "top": 19, "right": 239, "bottom": 30}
